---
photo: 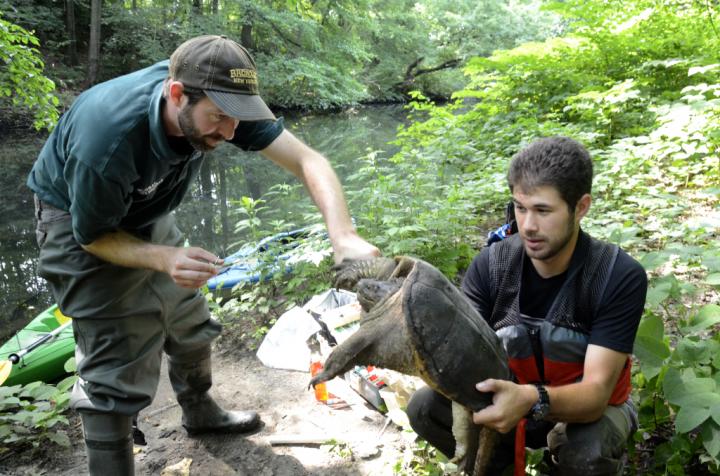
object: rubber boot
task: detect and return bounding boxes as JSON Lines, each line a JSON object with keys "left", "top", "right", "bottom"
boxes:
{"left": 80, "top": 411, "right": 134, "bottom": 476}
{"left": 168, "top": 348, "right": 260, "bottom": 435}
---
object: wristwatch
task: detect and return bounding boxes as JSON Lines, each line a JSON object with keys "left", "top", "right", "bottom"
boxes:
{"left": 528, "top": 383, "right": 550, "bottom": 421}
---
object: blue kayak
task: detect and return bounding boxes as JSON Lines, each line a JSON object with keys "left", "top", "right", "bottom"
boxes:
{"left": 207, "top": 225, "right": 329, "bottom": 291}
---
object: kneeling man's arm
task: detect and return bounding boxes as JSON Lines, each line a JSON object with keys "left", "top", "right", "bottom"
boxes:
{"left": 544, "top": 344, "right": 628, "bottom": 423}
{"left": 473, "top": 344, "right": 627, "bottom": 433}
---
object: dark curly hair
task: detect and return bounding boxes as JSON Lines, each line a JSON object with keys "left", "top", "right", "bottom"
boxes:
{"left": 507, "top": 136, "right": 593, "bottom": 212}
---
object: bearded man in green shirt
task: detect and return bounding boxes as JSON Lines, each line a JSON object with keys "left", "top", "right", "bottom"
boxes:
{"left": 28, "top": 35, "right": 379, "bottom": 475}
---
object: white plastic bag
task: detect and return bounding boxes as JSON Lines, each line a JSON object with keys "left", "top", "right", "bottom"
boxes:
{"left": 255, "top": 307, "right": 322, "bottom": 371}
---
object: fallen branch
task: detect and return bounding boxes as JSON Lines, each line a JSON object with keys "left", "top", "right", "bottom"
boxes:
{"left": 394, "top": 57, "right": 462, "bottom": 93}
{"left": 267, "top": 434, "right": 336, "bottom": 446}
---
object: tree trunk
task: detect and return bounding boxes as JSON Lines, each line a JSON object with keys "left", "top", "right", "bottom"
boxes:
{"left": 211, "top": 0, "right": 218, "bottom": 14}
{"left": 65, "top": 0, "right": 78, "bottom": 66}
{"left": 87, "top": 0, "right": 102, "bottom": 86}
{"left": 240, "top": 163, "right": 261, "bottom": 199}
{"left": 197, "top": 159, "right": 216, "bottom": 252}
{"left": 199, "top": 158, "right": 213, "bottom": 198}
{"left": 241, "top": 22, "right": 253, "bottom": 50}
{"left": 218, "top": 162, "right": 229, "bottom": 253}
{"left": 192, "top": 0, "right": 202, "bottom": 15}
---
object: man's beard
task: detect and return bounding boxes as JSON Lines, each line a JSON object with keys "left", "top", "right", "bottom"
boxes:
{"left": 522, "top": 214, "right": 576, "bottom": 261}
{"left": 178, "top": 105, "right": 223, "bottom": 152}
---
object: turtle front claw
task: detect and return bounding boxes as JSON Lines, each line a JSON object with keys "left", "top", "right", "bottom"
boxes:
{"left": 308, "top": 372, "right": 330, "bottom": 389}
{"left": 333, "top": 257, "right": 398, "bottom": 290}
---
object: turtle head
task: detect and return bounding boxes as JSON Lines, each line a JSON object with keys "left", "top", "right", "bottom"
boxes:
{"left": 357, "top": 278, "right": 403, "bottom": 312}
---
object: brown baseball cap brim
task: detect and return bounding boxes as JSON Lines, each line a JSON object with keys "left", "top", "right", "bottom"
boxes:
{"left": 205, "top": 90, "right": 276, "bottom": 122}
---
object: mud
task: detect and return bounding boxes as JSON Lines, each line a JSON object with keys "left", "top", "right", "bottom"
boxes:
{"left": 0, "top": 338, "right": 410, "bottom": 476}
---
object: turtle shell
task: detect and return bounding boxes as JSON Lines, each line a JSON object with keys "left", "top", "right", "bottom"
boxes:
{"left": 311, "top": 256, "right": 510, "bottom": 414}
{"left": 393, "top": 257, "right": 510, "bottom": 412}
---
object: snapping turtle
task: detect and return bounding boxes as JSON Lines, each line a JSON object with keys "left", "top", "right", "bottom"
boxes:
{"left": 310, "top": 256, "right": 510, "bottom": 475}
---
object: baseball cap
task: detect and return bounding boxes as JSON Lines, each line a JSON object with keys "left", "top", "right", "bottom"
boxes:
{"left": 169, "top": 35, "right": 275, "bottom": 121}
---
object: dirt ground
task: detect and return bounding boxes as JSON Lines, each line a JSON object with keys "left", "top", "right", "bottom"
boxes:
{"left": 0, "top": 332, "right": 415, "bottom": 476}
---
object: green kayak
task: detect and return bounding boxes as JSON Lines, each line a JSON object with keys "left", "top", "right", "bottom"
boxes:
{"left": 1, "top": 305, "right": 75, "bottom": 386}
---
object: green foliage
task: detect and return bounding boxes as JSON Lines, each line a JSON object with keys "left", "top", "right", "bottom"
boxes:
{"left": 336, "top": 1, "right": 720, "bottom": 473}
{"left": 258, "top": 53, "right": 368, "bottom": 110}
{"left": 5, "top": 0, "right": 559, "bottom": 110}
{"left": 393, "top": 433, "right": 457, "bottom": 475}
{"left": 0, "top": 375, "right": 77, "bottom": 452}
{"left": 211, "top": 224, "right": 333, "bottom": 347}
{"left": 232, "top": 196, "right": 269, "bottom": 243}
{"left": 98, "top": 3, "right": 180, "bottom": 80}
{"left": 0, "top": 14, "right": 58, "bottom": 130}
{"left": 344, "top": 144, "right": 485, "bottom": 278}
{"left": 322, "top": 438, "right": 354, "bottom": 460}
{"left": 633, "top": 300, "right": 720, "bottom": 473}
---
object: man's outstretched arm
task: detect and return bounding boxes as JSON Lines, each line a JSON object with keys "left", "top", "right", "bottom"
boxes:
{"left": 260, "top": 129, "right": 380, "bottom": 263}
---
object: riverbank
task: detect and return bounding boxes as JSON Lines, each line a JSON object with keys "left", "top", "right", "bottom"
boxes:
{"left": 0, "top": 326, "right": 413, "bottom": 475}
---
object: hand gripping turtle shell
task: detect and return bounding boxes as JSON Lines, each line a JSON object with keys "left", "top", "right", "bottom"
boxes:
{"left": 310, "top": 256, "right": 510, "bottom": 475}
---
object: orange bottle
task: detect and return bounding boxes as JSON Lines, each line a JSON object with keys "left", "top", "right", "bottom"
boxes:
{"left": 310, "top": 358, "right": 329, "bottom": 402}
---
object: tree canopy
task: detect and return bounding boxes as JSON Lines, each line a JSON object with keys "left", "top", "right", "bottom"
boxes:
{"left": 1, "top": 0, "right": 557, "bottom": 114}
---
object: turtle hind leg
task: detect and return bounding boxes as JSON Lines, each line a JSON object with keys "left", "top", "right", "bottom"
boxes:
{"left": 449, "top": 403, "right": 498, "bottom": 476}
{"left": 450, "top": 403, "right": 479, "bottom": 474}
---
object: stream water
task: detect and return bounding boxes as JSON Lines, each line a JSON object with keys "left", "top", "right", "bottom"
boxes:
{"left": 0, "top": 105, "right": 407, "bottom": 341}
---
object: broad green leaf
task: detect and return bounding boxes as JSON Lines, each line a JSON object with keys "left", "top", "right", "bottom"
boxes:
{"left": 675, "top": 392, "right": 720, "bottom": 410}
{"left": 683, "top": 304, "right": 720, "bottom": 333}
{"left": 0, "top": 385, "right": 21, "bottom": 398}
{"left": 54, "top": 392, "right": 71, "bottom": 408}
{"left": 639, "top": 251, "right": 669, "bottom": 270}
{"left": 677, "top": 337, "right": 716, "bottom": 364}
{"left": 23, "top": 384, "right": 56, "bottom": 401}
{"left": 664, "top": 368, "right": 717, "bottom": 405}
{"left": 636, "top": 313, "right": 665, "bottom": 341}
{"left": 0, "top": 397, "right": 22, "bottom": 406}
{"left": 663, "top": 368, "right": 684, "bottom": 404}
{"left": 56, "top": 375, "right": 77, "bottom": 392}
{"left": 634, "top": 335, "right": 670, "bottom": 379}
{"left": 4, "top": 413, "right": 31, "bottom": 423}
{"left": 45, "top": 430, "right": 71, "bottom": 447}
{"left": 645, "top": 282, "right": 672, "bottom": 308}
{"left": 703, "top": 253, "right": 720, "bottom": 273}
{"left": 706, "top": 273, "right": 720, "bottom": 286}
{"left": 701, "top": 421, "right": 720, "bottom": 459}
{"left": 712, "top": 404, "right": 720, "bottom": 426}
{"left": 63, "top": 357, "right": 76, "bottom": 373}
{"left": 675, "top": 406, "right": 710, "bottom": 433}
